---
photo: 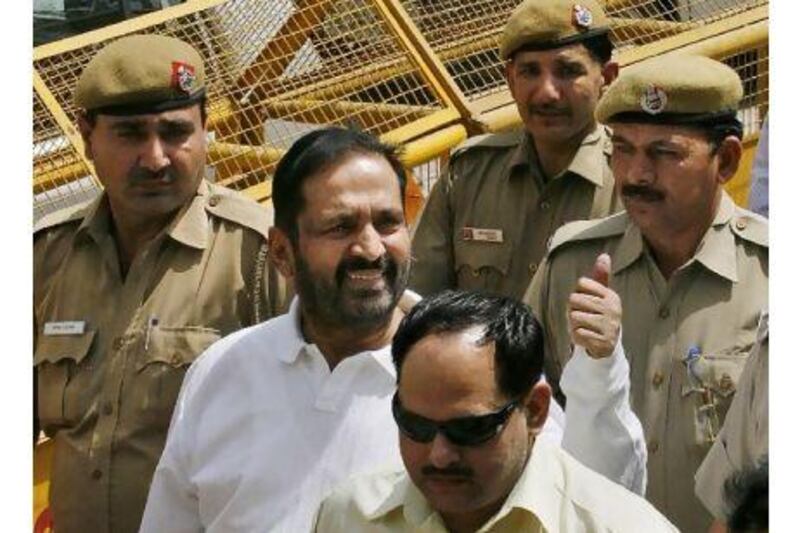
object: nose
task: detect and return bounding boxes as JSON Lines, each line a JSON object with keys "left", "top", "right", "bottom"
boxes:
{"left": 627, "top": 152, "right": 656, "bottom": 185}
{"left": 534, "top": 72, "right": 560, "bottom": 104}
{"left": 428, "top": 432, "right": 460, "bottom": 469}
{"left": 139, "top": 135, "right": 170, "bottom": 173}
{"left": 350, "top": 224, "right": 385, "bottom": 262}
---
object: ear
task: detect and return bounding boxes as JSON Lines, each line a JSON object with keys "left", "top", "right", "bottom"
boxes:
{"left": 715, "top": 135, "right": 743, "bottom": 185}
{"left": 600, "top": 61, "right": 619, "bottom": 92}
{"left": 504, "top": 60, "right": 517, "bottom": 100}
{"left": 268, "top": 227, "right": 297, "bottom": 279}
{"left": 523, "top": 379, "right": 551, "bottom": 436}
{"left": 77, "top": 112, "right": 95, "bottom": 161}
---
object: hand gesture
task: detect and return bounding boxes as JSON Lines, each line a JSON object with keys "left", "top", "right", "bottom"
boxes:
{"left": 567, "top": 253, "right": 622, "bottom": 359}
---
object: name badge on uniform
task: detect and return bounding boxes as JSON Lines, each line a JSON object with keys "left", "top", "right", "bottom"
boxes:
{"left": 461, "top": 227, "right": 504, "bottom": 243}
{"left": 43, "top": 321, "right": 86, "bottom": 336}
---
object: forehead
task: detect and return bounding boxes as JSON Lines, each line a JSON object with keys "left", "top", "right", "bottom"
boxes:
{"left": 95, "top": 104, "right": 202, "bottom": 128}
{"left": 610, "top": 122, "right": 708, "bottom": 145}
{"left": 512, "top": 42, "right": 594, "bottom": 66}
{"left": 399, "top": 328, "right": 502, "bottom": 412}
{"left": 299, "top": 153, "right": 404, "bottom": 215}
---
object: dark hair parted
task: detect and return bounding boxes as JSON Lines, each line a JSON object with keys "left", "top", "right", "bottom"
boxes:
{"left": 272, "top": 127, "right": 407, "bottom": 241}
{"left": 511, "top": 33, "right": 614, "bottom": 65}
{"left": 392, "top": 290, "right": 545, "bottom": 400}
{"left": 725, "top": 456, "right": 768, "bottom": 533}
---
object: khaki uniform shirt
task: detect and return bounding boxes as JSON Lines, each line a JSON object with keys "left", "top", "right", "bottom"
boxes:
{"left": 33, "top": 180, "right": 287, "bottom": 533}
{"left": 695, "top": 310, "right": 769, "bottom": 519}
{"left": 410, "top": 126, "right": 621, "bottom": 299}
{"left": 523, "top": 192, "right": 768, "bottom": 533}
{"left": 314, "top": 438, "right": 678, "bottom": 533}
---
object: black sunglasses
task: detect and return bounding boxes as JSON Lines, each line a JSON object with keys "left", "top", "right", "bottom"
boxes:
{"left": 391, "top": 392, "right": 520, "bottom": 447}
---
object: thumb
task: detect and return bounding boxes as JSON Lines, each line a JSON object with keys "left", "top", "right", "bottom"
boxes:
{"left": 589, "top": 253, "right": 612, "bottom": 287}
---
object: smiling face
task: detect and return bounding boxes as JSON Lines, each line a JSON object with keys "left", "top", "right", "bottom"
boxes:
{"left": 286, "top": 152, "right": 411, "bottom": 329}
{"left": 79, "top": 104, "right": 207, "bottom": 223}
{"left": 505, "top": 43, "right": 614, "bottom": 146}
{"left": 609, "top": 122, "right": 740, "bottom": 240}
{"left": 398, "top": 328, "right": 535, "bottom": 527}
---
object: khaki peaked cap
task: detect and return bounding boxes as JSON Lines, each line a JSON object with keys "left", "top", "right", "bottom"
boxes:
{"left": 75, "top": 34, "right": 206, "bottom": 114}
{"left": 596, "top": 54, "right": 743, "bottom": 123}
{"left": 500, "top": 0, "right": 610, "bottom": 60}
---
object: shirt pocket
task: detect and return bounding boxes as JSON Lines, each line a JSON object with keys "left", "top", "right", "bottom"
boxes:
{"left": 34, "top": 330, "right": 96, "bottom": 430}
{"left": 680, "top": 351, "right": 747, "bottom": 447}
{"left": 454, "top": 240, "right": 512, "bottom": 293}
{"left": 134, "top": 326, "right": 221, "bottom": 427}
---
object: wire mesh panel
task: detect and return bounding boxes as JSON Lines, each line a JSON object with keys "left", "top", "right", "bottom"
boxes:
{"left": 33, "top": 0, "right": 453, "bottom": 217}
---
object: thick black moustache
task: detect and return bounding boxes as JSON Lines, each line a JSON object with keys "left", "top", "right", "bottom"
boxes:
{"left": 422, "top": 465, "right": 474, "bottom": 479}
{"left": 130, "top": 168, "right": 175, "bottom": 185}
{"left": 528, "top": 104, "right": 570, "bottom": 117}
{"left": 621, "top": 184, "right": 665, "bottom": 202}
{"left": 335, "top": 255, "right": 396, "bottom": 286}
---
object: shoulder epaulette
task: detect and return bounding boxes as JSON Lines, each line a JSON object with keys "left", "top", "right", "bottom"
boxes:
{"left": 451, "top": 130, "right": 522, "bottom": 160}
{"left": 547, "top": 211, "right": 629, "bottom": 255}
{"left": 730, "top": 207, "right": 768, "bottom": 248}
{"left": 33, "top": 198, "right": 94, "bottom": 236}
{"left": 205, "top": 183, "right": 271, "bottom": 241}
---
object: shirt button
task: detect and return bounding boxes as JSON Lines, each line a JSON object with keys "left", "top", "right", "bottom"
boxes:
{"left": 648, "top": 440, "right": 659, "bottom": 454}
{"left": 91, "top": 469, "right": 103, "bottom": 480}
{"left": 735, "top": 218, "right": 748, "bottom": 231}
{"left": 540, "top": 200, "right": 550, "bottom": 211}
{"left": 652, "top": 371, "right": 664, "bottom": 389}
{"left": 171, "top": 353, "right": 183, "bottom": 365}
{"left": 112, "top": 337, "right": 125, "bottom": 350}
{"left": 658, "top": 307, "right": 670, "bottom": 319}
{"left": 208, "top": 194, "right": 222, "bottom": 207}
{"left": 719, "top": 373, "right": 734, "bottom": 393}
{"left": 529, "top": 263, "right": 538, "bottom": 275}
{"left": 471, "top": 269, "right": 480, "bottom": 277}
{"left": 103, "top": 403, "right": 113, "bottom": 415}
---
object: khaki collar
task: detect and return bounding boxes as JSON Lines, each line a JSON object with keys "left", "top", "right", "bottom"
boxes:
{"left": 612, "top": 192, "right": 739, "bottom": 282}
{"left": 509, "top": 125, "right": 607, "bottom": 187}
{"left": 75, "top": 180, "right": 210, "bottom": 250}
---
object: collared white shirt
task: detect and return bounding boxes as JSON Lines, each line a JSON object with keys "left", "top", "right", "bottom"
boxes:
{"left": 141, "top": 296, "right": 645, "bottom": 532}
{"left": 314, "top": 438, "right": 674, "bottom": 533}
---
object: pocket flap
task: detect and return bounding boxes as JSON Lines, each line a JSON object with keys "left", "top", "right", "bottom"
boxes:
{"left": 454, "top": 240, "right": 512, "bottom": 275}
{"left": 34, "top": 330, "right": 96, "bottom": 366}
{"left": 138, "top": 327, "right": 221, "bottom": 370}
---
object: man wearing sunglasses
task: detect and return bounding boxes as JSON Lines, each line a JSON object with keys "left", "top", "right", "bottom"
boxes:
{"left": 142, "top": 127, "right": 646, "bottom": 533}
{"left": 314, "top": 291, "right": 676, "bottom": 532}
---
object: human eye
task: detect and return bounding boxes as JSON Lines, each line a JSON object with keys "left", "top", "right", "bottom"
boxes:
{"left": 556, "top": 62, "right": 585, "bottom": 79}
{"left": 517, "top": 63, "right": 540, "bottom": 78}
{"left": 160, "top": 122, "right": 194, "bottom": 142}
{"left": 374, "top": 212, "right": 404, "bottom": 234}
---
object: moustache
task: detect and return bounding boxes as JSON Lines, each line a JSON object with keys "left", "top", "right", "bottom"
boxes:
{"left": 129, "top": 167, "right": 176, "bottom": 186}
{"left": 528, "top": 104, "right": 570, "bottom": 117}
{"left": 335, "top": 254, "right": 397, "bottom": 286}
{"left": 621, "top": 184, "right": 665, "bottom": 202}
{"left": 422, "top": 464, "right": 474, "bottom": 479}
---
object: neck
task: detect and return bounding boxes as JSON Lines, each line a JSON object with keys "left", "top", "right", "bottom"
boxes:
{"left": 441, "top": 500, "right": 505, "bottom": 533}
{"left": 532, "top": 122, "right": 595, "bottom": 179}
{"left": 108, "top": 205, "right": 175, "bottom": 275}
{"left": 300, "top": 307, "right": 404, "bottom": 370}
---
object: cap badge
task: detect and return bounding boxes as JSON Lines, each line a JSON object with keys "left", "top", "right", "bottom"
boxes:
{"left": 640, "top": 84, "right": 668, "bottom": 115}
{"left": 573, "top": 4, "right": 594, "bottom": 29}
{"left": 171, "top": 61, "right": 196, "bottom": 94}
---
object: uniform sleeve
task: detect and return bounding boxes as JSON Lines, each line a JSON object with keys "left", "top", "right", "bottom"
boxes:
{"left": 409, "top": 168, "right": 456, "bottom": 296}
{"left": 139, "top": 364, "right": 204, "bottom": 533}
{"left": 559, "top": 335, "right": 648, "bottom": 495}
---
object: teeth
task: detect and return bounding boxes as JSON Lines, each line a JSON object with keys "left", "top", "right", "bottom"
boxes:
{"left": 348, "top": 269, "right": 382, "bottom": 280}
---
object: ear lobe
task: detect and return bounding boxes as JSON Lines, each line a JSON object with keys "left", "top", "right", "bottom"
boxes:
{"left": 268, "top": 227, "right": 296, "bottom": 279}
{"left": 601, "top": 61, "right": 619, "bottom": 91}
{"left": 716, "top": 136, "right": 743, "bottom": 184}
{"left": 524, "top": 380, "right": 551, "bottom": 434}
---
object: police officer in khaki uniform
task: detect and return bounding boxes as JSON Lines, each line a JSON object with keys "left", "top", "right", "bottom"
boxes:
{"left": 523, "top": 55, "right": 768, "bottom": 532}
{"left": 33, "top": 34, "right": 285, "bottom": 533}
{"left": 695, "top": 310, "right": 768, "bottom": 531}
{"left": 410, "top": 0, "right": 621, "bottom": 300}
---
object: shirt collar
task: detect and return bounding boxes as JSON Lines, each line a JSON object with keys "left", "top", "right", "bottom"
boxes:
{"left": 509, "top": 126, "right": 607, "bottom": 188}
{"left": 612, "top": 192, "right": 738, "bottom": 282}
{"left": 74, "top": 180, "right": 210, "bottom": 250}
{"left": 276, "top": 297, "right": 398, "bottom": 381}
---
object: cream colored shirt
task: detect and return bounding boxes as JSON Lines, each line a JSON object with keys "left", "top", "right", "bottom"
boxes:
{"left": 410, "top": 126, "right": 621, "bottom": 300}
{"left": 314, "top": 438, "right": 677, "bottom": 533}
{"left": 523, "top": 192, "right": 768, "bottom": 533}
{"left": 694, "top": 310, "right": 769, "bottom": 519}
{"left": 34, "top": 180, "right": 286, "bottom": 533}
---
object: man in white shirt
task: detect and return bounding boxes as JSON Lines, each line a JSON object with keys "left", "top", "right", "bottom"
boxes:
{"left": 140, "top": 127, "right": 645, "bottom": 532}
{"left": 315, "top": 290, "right": 675, "bottom": 532}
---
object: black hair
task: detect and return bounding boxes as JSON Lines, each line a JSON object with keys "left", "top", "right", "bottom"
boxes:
{"left": 272, "top": 126, "right": 407, "bottom": 242}
{"left": 392, "top": 290, "right": 544, "bottom": 400}
{"left": 725, "top": 456, "right": 768, "bottom": 533}
{"left": 510, "top": 31, "right": 614, "bottom": 65}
